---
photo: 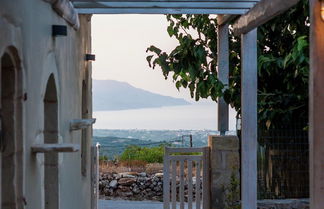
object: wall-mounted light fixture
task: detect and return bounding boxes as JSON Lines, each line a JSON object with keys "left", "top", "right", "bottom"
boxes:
{"left": 52, "top": 25, "right": 67, "bottom": 37}
{"left": 85, "top": 54, "right": 96, "bottom": 61}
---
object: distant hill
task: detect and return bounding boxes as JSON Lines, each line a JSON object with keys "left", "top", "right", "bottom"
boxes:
{"left": 93, "top": 79, "right": 190, "bottom": 111}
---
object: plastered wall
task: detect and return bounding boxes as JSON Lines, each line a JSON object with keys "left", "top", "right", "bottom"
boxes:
{"left": 0, "top": 1, "right": 93, "bottom": 209}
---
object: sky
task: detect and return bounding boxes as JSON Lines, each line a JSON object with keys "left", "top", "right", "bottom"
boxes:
{"left": 91, "top": 14, "right": 237, "bottom": 130}
{"left": 91, "top": 14, "right": 211, "bottom": 102}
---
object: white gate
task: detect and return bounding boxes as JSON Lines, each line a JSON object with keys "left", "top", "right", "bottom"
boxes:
{"left": 163, "top": 147, "right": 210, "bottom": 209}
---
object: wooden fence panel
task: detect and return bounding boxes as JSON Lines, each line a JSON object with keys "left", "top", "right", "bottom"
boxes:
{"left": 163, "top": 147, "right": 210, "bottom": 209}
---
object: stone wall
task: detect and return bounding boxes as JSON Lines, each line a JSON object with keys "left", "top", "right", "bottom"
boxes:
{"left": 99, "top": 171, "right": 203, "bottom": 201}
{"left": 208, "top": 135, "right": 240, "bottom": 209}
{"left": 99, "top": 172, "right": 164, "bottom": 201}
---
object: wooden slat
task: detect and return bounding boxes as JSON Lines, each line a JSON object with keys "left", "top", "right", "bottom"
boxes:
{"left": 202, "top": 147, "right": 210, "bottom": 209}
{"left": 217, "top": 23, "right": 229, "bottom": 135}
{"left": 196, "top": 160, "right": 201, "bottom": 209}
{"left": 165, "top": 147, "right": 205, "bottom": 153}
{"left": 169, "top": 155, "right": 203, "bottom": 161}
{"left": 70, "top": 118, "right": 96, "bottom": 131}
{"left": 179, "top": 160, "right": 185, "bottom": 209}
{"left": 233, "top": 0, "right": 300, "bottom": 35}
{"left": 74, "top": 0, "right": 261, "bottom": 2}
{"left": 188, "top": 160, "right": 193, "bottom": 209}
{"left": 76, "top": 8, "right": 248, "bottom": 14}
{"left": 75, "top": 2, "right": 257, "bottom": 8}
{"left": 171, "top": 160, "right": 177, "bottom": 209}
{"left": 217, "top": 14, "right": 237, "bottom": 25}
{"left": 31, "top": 143, "right": 80, "bottom": 153}
{"left": 309, "top": 0, "right": 324, "bottom": 208}
{"left": 73, "top": 0, "right": 260, "bottom": 14}
{"left": 241, "top": 28, "right": 257, "bottom": 209}
{"left": 163, "top": 152, "right": 170, "bottom": 209}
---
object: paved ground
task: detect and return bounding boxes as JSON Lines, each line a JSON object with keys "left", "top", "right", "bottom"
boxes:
{"left": 99, "top": 200, "right": 163, "bottom": 209}
{"left": 99, "top": 200, "right": 198, "bottom": 209}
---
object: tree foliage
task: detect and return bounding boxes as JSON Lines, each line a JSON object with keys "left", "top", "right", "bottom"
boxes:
{"left": 146, "top": 1, "right": 309, "bottom": 129}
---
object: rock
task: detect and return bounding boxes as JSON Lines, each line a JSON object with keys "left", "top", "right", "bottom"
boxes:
{"left": 138, "top": 172, "right": 147, "bottom": 177}
{"left": 118, "top": 185, "right": 131, "bottom": 192}
{"left": 109, "top": 180, "right": 118, "bottom": 189}
{"left": 117, "top": 190, "right": 133, "bottom": 197}
{"left": 118, "top": 172, "right": 138, "bottom": 178}
{"left": 123, "top": 175, "right": 136, "bottom": 178}
{"left": 132, "top": 185, "right": 140, "bottom": 194}
{"left": 118, "top": 178, "right": 137, "bottom": 186}
{"left": 153, "top": 186, "right": 161, "bottom": 192}
{"left": 154, "top": 173, "right": 163, "bottom": 178}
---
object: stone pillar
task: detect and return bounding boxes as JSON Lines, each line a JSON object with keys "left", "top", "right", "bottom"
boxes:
{"left": 208, "top": 135, "right": 240, "bottom": 209}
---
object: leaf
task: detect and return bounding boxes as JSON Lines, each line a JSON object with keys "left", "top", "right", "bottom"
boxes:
{"left": 146, "top": 45, "right": 162, "bottom": 55}
{"left": 167, "top": 26, "right": 175, "bottom": 37}
{"left": 146, "top": 55, "right": 154, "bottom": 67}
{"left": 175, "top": 81, "right": 181, "bottom": 90}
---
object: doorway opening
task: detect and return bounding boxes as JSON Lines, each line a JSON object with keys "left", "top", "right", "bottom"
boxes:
{"left": 44, "top": 74, "right": 59, "bottom": 209}
{"left": 1, "top": 47, "right": 23, "bottom": 209}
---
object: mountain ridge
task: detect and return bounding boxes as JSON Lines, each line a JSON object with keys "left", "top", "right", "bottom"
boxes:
{"left": 93, "top": 79, "right": 190, "bottom": 111}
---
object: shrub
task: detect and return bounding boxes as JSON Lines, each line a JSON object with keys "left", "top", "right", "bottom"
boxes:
{"left": 119, "top": 145, "right": 164, "bottom": 163}
{"left": 99, "top": 155, "right": 108, "bottom": 162}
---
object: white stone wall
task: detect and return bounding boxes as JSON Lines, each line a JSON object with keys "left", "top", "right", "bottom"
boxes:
{"left": 0, "top": 1, "right": 93, "bottom": 209}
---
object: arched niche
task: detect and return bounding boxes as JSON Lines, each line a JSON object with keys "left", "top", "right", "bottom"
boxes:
{"left": 0, "top": 47, "right": 23, "bottom": 209}
{"left": 44, "top": 74, "right": 59, "bottom": 209}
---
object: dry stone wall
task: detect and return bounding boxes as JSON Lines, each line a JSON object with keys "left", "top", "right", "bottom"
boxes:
{"left": 99, "top": 171, "right": 203, "bottom": 201}
{"left": 99, "top": 172, "right": 164, "bottom": 201}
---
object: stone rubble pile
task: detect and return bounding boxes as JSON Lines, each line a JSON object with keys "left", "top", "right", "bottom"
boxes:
{"left": 99, "top": 172, "right": 164, "bottom": 201}
{"left": 99, "top": 171, "right": 201, "bottom": 201}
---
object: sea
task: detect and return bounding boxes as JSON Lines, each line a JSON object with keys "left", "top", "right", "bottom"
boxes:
{"left": 93, "top": 103, "right": 237, "bottom": 130}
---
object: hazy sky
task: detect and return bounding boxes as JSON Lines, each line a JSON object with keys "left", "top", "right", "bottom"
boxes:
{"left": 91, "top": 15, "right": 237, "bottom": 130}
{"left": 91, "top": 14, "right": 211, "bottom": 102}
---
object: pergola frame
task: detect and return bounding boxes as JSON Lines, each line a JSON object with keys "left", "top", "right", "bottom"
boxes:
{"left": 73, "top": 0, "right": 261, "bottom": 14}
{"left": 71, "top": 0, "right": 323, "bottom": 208}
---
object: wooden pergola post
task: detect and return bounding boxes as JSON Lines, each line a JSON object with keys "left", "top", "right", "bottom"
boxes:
{"left": 241, "top": 28, "right": 258, "bottom": 209}
{"left": 309, "top": 0, "right": 324, "bottom": 208}
{"left": 217, "top": 23, "right": 229, "bottom": 134}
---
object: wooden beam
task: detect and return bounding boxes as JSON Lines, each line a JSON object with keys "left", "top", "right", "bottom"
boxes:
{"left": 31, "top": 144, "right": 80, "bottom": 153}
{"left": 233, "top": 0, "right": 300, "bottom": 35}
{"left": 70, "top": 118, "right": 96, "bottom": 131}
{"left": 309, "top": 1, "right": 324, "bottom": 208}
{"left": 74, "top": 1, "right": 257, "bottom": 9}
{"left": 76, "top": 8, "right": 248, "bottom": 14}
{"left": 241, "top": 28, "right": 257, "bottom": 209}
{"left": 217, "top": 23, "right": 229, "bottom": 135}
{"left": 217, "top": 15, "right": 237, "bottom": 25}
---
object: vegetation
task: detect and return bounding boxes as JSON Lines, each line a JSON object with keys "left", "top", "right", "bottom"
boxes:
{"left": 99, "top": 155, "right": 108, "bottom": 162}
{"left": 224, "top": 171, "right": 240, "bottom": 209}
{"left": 119, "top": 145, "right": 165, "bottom": 163}
{"left": 146, "top": 0, "right": 309, "bottom": 129}
{"left": 93, "top": 129, "right": 217, "bottom": 158}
